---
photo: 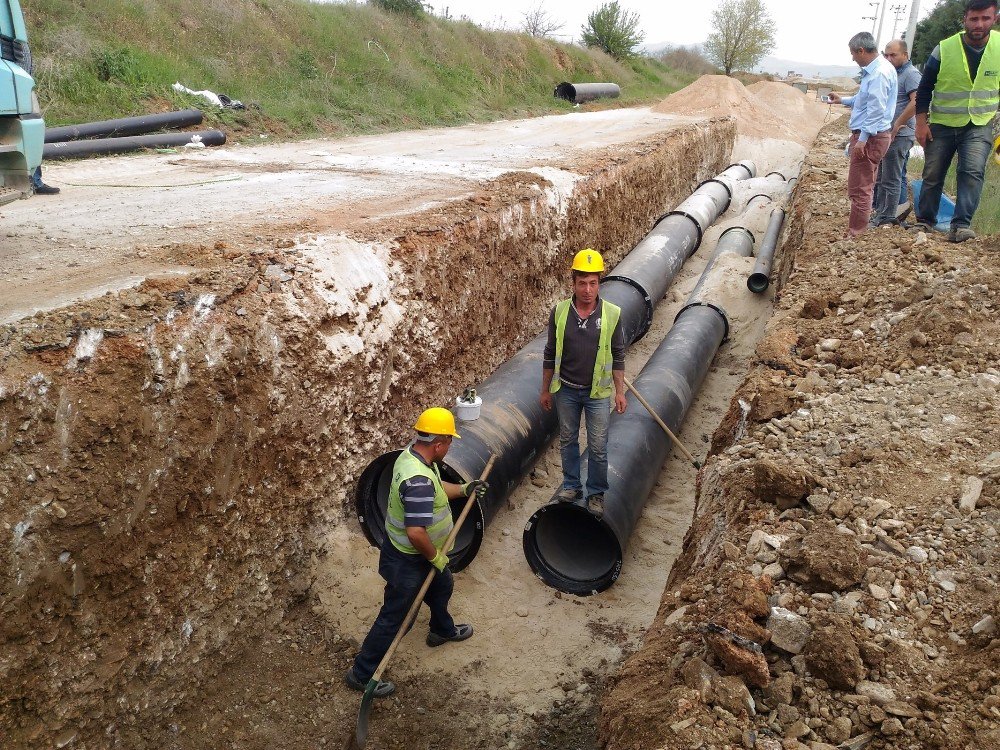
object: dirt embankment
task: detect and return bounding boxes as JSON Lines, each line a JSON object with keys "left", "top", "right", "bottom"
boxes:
{"left": 600, "top": 123, "right": 1000, "bottom": 749}
{"left": 0, "top": 119, "right": 735, "bottom": 748}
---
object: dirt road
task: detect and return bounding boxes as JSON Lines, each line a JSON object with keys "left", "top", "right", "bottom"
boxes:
{"left": 0, "top": 108, "right": 702, "bottom": 324}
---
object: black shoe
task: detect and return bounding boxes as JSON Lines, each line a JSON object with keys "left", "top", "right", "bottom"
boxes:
{"left": 586, "top": 494, "right": 605, "bottom": 518}
{"left": 34, "top": 183, "right": 60, "bottom": 195}
{"left": 426, "top": 623, "right": 473, "bottom": 647}
{"left": 344, "top": 668, "right": 395, "bottom": 697}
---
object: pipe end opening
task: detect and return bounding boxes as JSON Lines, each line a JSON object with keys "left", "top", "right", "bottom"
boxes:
{"left": 522, "top": 503, "right": 622, "bottom": 596}
{"left": 747, "top": 273, "right": 770, "bottom": 294}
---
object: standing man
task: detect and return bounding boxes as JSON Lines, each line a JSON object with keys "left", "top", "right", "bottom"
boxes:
{"left": 828, "top": 32, "right": 898, "bottom": 237}
{"left": 347, "top": 407, "right": 486, "bottom": 698}
{"left": 913, "top": 0, "right": 999, "bottom": 242}
{"left": 540, "top": 249, "right": 626, "bottom": 519}
{"left": 872, "top": 39, "right": 922, "bottom": 226}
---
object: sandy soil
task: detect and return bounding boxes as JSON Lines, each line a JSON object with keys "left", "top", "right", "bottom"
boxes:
{"left": 0, "top": 108, "right": 701, "bottom": 325}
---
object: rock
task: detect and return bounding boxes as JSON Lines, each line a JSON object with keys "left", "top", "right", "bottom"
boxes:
{"left": 763, "top": 562, "right": 786, "bottom": 580}
{"left": 958, "top": 476, "right": 983, "bottom": 512}
{"left": 867, "top": 584, "right": 889, "bottom": 601}
{"left": 909, "top": 331, "right": 929, "bottom": 347}
{"left": 766, "top": 672, "right": 795, "bottom": 706}
{"left": 665, "top": 605, "right": 689, "bottom": 627}
{"left": 829, "top": 496, "right": 854, "bottom": 519}
{"left": 711, "top": 674, "right": 756, "bottom": 717}
{"left": 780, "top": 520, "right": 867, "bottom": 593}
{"left": 825, "top": 716, "right": 853, "bottom": 744}
{"left": 803, "top": 613, "right": 865, "bottom": 689}
{"left": 913, "top": 231, "right": 928, "bottom": 245}
{"left": 973, "top": 615, "right": 996, "bottom": 635}
{"left": 786, "top": 719, "right": 810, "bottom": 739}
{"left": 856, "top": 680, "right": 896, "bottom": 705}
{"left": 748, "top": 460, "right": 818, "bottom": 510}
{"left": 810, "top": 744, "right": 838, "bottom": 750}
{"left": 905, "top": 546, "right": 928, "bottom": 564}
{"left": 880, "top": 717, "right": 904, "bottom": 736}
{"left": 515, "top": 608, "right": 528, "bottom": 617}
{"left": 883, "top": 701, "right": 922, "bottom": 718}
{"left": 681, "top": 657, "right": 718, "bottom": 702}
{"left": 768, "top": 607, "right": 812, "bottom": 654}
{"left": 705, "top": 626, "right": 771, "bottom": 688}
{"left": 819, "top": 338, "right": 841, "bottom": 352}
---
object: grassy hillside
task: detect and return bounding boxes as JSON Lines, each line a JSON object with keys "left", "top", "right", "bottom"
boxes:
{"left": 24, "top": 0, "right": 695, "bottom": 141}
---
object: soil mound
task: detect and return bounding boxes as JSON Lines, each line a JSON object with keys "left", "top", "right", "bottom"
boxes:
{"left": 653, "top": 75, "right": 798, "bottom": 141}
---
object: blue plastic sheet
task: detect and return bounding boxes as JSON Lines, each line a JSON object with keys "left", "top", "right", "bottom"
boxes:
{"left": 911, "top": 179, "right": 955, "bottom": 232}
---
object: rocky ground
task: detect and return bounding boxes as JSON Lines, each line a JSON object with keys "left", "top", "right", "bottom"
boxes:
{"left": 601, "top": 123, "right": 1000, "bottom": 750}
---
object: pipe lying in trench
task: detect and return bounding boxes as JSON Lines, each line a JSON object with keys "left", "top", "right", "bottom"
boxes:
{"left": 522, "top": 226, "right": 756, "bottom": 595}
{"left": 43, "top": 130, "right": 226, "bottom": 160}
{"left": 747, "top": 207, "right": 787, "bottom": 294}
{"left": 354, "top": 161, "right": 757, "bottom": 571}
{"left": 553, "top": 82, "right": 621, "bottom": 104}
{"left": 44, "top": 109, "right": 204, "bottom": 143}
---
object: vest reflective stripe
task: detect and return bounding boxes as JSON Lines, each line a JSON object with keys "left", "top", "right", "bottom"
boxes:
{"left": 385, "top": 448, "right": 454, "bottom": 555}
{"left": 930, "top": 31, "right": 1000, "bottom": 127}
{"left": 549, "top": 298, "right": 621, "bottom": 399}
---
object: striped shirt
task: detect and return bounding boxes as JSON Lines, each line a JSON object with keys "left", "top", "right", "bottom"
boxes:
{"left": 399, "top": 450, "right": 438, "bottom": 527}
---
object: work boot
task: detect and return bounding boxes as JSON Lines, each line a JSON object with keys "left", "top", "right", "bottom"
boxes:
{"left": 426, "top": 623, "right": 473, "bottom": 647}
{"left": 34, "top": 182, "right": 60, "bottom": 195}
{"left": 949, "top": 227, "right": 976, "bottom": 243}
{"left": 895, "top": 200, "right": 912, "bottom": 222}
{"left": 586, "top": 494, "right": 605, "bottom": 518}
{"left": 554, "top": 487, "right": 582, "bottom": 503}
{"left": 344, "top": 668, "right": 395, "bottom": 698}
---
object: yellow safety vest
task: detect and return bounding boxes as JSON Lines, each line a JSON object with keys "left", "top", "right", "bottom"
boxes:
{"left": 930, "top": 30, "right": 1000, "bottom": 127}
{"left": 385, "top": 448, "right": 453, "bottom": 555}
{"left": 549, "top": 298, "right": 621, "bottom": 399}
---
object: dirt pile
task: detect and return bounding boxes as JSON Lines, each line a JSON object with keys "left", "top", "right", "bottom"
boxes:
{"left": 600, "top": 123, "right": 1000, "bottom": 750}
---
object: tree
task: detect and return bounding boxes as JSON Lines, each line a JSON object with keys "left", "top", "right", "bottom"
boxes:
{"left": 368, "top": 0, "right": 426, "bottom": 18}
{"left": 910, "top": 0, "right": 964, "bottom": 67}
{"left": 704, "top": 0, "right": 776, "bottom": 76}
{"left": 522, "top": 3, "right": 564, "bottom": 38}
{"left": 580, "top": 2, "right": 644, "bottom": 61}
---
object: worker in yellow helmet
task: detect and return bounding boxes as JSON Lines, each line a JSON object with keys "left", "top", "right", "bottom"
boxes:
{"left": 539, "top": 249, "right": 626, "bottom": 519}
{"left": 347, "top": 407, "right": 488, "bottom": 698}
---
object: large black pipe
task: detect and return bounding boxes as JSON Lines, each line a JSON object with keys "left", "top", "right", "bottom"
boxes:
{"left": 554, "top": 82, "right": 621, "bottom": 104}
{"left": 44, "top": 110, "right": 204, "bottom": 143}
{"left": 523, "top": 227, "right": 755, "bottom": 595}
{"left": 43, "top": 130, "right": 226, "bottom": 160}
{"left": 354, "top": 162, "right": 755, "bottom": 571}
{"left": 747, "top": 207, "right": 786, "bottom": 294}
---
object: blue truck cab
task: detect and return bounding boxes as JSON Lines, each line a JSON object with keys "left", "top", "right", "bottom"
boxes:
{"left": 1, "top": 0, "right": 43, "bottom": 205}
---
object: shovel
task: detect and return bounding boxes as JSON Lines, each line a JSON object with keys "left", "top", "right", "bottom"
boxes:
{"left": 347, "top": 453, "right": 497, "bottom": 750}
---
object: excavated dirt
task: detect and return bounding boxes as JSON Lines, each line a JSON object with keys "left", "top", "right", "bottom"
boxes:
{"left": 600, "top": 123, "right": 1000, "bottom": 750}
{"left": 1, "top": 113, "right": 738, "bottom": 748}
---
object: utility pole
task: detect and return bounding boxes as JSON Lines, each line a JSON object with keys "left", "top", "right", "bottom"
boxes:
{"left": 875, "top": 0, "right": 888, "bottom": 47}
{"left": 889, "top": 4, "right": 907, "bottom": 41}
{"left": 863, "top": 1, "right": 879, "bottom": 34}
{"left": 905, "top": 0, "right": 921, "bottom": 52}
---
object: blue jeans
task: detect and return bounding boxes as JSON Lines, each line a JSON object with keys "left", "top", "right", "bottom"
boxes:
{"left": 554, "top": 385, "right": 610, "bottom": 498}
{"left": 873, "top": 135, "right": 914, "bottom": 224}
{"left": 917, "top": 122, "right": 994, "bottom": 230}
{"left": 352, "top": 540, "right": 456, "bottom": 682}
{"left": 31, "top": 166, "right": 43, "bottom": 188}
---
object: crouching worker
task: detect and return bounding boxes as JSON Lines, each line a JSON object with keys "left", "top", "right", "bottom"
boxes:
{"left": 346, "top": 407, "right": 488, "bottom": 698}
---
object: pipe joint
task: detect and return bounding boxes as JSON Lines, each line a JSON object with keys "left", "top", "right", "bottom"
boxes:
{"left": 675, "top": 301, "right": 731, "bottom": 340}
{"left": 602, "top": 274, "right": 653, "bottom": 341}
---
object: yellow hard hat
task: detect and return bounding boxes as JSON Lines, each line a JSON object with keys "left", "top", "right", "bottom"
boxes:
{"left": 413, "top": 407, "right": 461, "bottom": 438}
{"left": 571, "top": 248, "right": 605, "bottom": 274}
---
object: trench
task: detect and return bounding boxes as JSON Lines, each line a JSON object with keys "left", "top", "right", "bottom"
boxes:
{"left": 0, "top": 114, "right": 810, "bottom": 749}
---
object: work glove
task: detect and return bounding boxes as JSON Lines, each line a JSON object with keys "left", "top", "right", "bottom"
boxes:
{"left": 430, "top": 550, "right": 450, "bottom": 572}
{"left": 463, "top": 479, "right": 489, "bottom": 499}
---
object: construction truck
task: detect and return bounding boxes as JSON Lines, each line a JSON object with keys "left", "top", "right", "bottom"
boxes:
{"left": 1, "top": 0, "right": 43, "bottom": 206}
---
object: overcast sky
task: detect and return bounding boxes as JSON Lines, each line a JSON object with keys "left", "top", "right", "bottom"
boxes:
{"left": 337, "top": 0, "right": 935, "bottom": 67}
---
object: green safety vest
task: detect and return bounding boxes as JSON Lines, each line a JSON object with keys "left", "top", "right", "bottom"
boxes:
{"left": 385, "top": 448, "right": 453, "bottom": 555}
{"left": 930, "top": 30, "right": 1000, "bottom": 127}
{"left": 549, "top": 298, "right": 621, "bottom": 399}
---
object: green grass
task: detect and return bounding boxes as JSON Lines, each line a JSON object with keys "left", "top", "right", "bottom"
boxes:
{"left": 907, "top": 154, "right": 1000, "bottom": 235}
{"left": 24, "top": 0, "right": 697, "bottom": 142}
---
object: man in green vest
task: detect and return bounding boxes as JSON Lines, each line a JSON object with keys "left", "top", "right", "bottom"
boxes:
{"left": 347, "top": 407, "right": 487, "bottom": 698}
{"left": 540, "top": 249, "right": 627, "bottom": 519}
{"left": 913, "top": 0, "right": 999, "bottom": 242}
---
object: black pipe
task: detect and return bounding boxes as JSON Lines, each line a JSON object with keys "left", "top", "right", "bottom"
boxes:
{"left": 522, "top": 226, "right": 755, "bottom": 595}
{"left": 43, "top": 130, "right": 226, "bottom": 160}
{"left": 554, "top": 82, "right": 621, "bottom": 104}
{"left": 747, "top": 207, "right": 786, "bottom": 294}
{"left": 44, "top": 110, "right": 204, "bottom": 143}
{"left": 354, "top": 162, "right": 756, "bottom": 570}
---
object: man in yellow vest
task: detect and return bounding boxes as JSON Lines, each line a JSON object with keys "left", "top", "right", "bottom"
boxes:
{"left": 347, "top": 407, "right": 487, "bottom": 697}
{"left": 539, "top": 249, "right": 627, "bottom": 519}
{"left": 913, "top": 0, "right": 999, "bottom": 242}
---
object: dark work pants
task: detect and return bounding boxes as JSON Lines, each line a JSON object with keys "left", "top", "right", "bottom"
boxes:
{"left": 351, "top": 540, "right": 457, "bottom": 682}
{"left": 917, "top": 122, "right": 994, "bottom": 230}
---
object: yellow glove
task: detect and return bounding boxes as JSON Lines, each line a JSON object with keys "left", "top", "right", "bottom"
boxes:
{"left": 430, "top": 550, "right": 449, "bottom": 572}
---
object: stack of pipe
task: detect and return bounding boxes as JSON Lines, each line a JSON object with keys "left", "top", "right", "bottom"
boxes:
{"left": 354, "top": 161, "right": 757, "bottom": 571}
{"left": 522, "top": 226, "right": 758, "bottom": 595}
{"left": 43, "top": 110, "right": 226, "bottom": 160}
